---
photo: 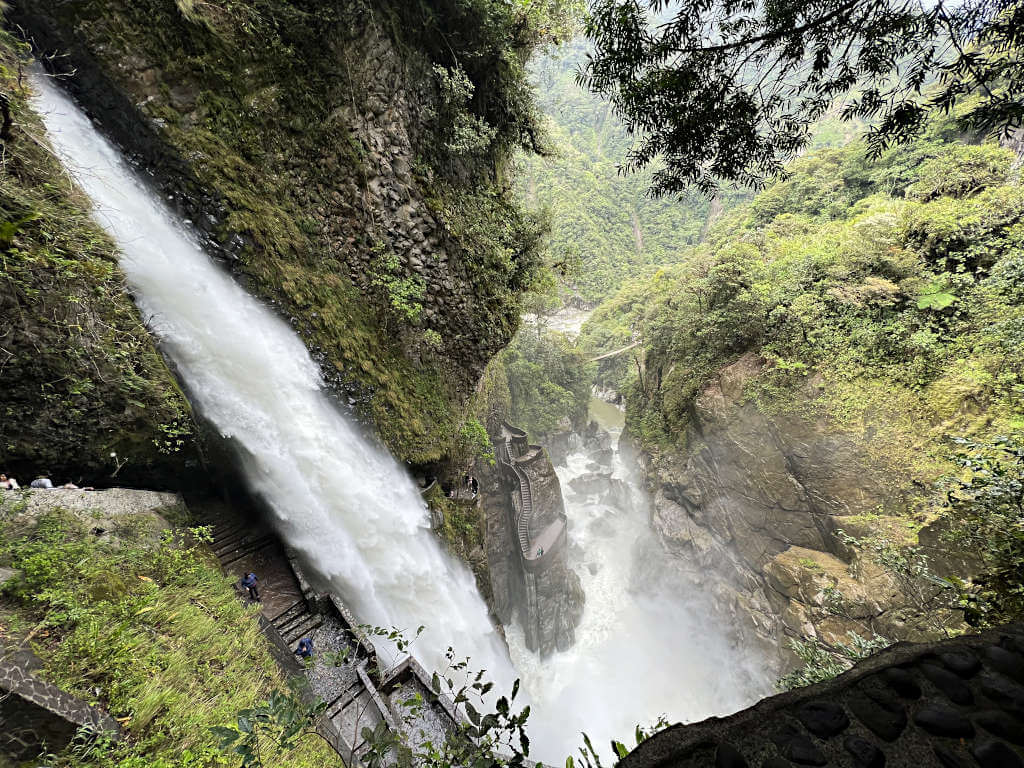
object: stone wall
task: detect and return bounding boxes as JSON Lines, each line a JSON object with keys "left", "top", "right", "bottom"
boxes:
{"left": 0, "top": 487, "right": 184, "bottom": 539}
{"left": 479, "top": 456, "right": 519, "bottom": 627}
{"left": 620, "top": 623, "right": 1024, "bottom": 768}
{"left": 0, "top": 662, "right": 119, "bottom": 761}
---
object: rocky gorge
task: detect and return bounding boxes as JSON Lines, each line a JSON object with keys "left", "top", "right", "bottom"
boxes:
{"left": 632, "top": 352, "right": 972, "bottom": 673}
{"left": 4, "top": 0, "right": 1024, "bottom": 764}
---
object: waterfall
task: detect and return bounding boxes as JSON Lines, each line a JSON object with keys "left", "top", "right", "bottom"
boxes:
{"left": 30, "top": 73, "right": 514, "bottom": 687}
{"left": 506, "top": 400, "right": 773, "bottom": 763}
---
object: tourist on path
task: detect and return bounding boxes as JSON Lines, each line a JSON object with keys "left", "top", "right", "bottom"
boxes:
{"left": 295, "top": 637, "right": 314, "bottom": 659}
{"left": 241, "top": 572, "right": 260, "bottom": 602}
{"left": 0, "top": 474, "right": 18, "bottom": 490}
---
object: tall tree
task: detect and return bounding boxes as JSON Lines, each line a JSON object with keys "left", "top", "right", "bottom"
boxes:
{"left": 580, "top": 0, "right": 1024, "bottom": 195}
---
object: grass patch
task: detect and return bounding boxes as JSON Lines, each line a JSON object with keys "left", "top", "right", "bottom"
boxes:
{"left": 0, "top": 504, "right": 335, "bottom": 768}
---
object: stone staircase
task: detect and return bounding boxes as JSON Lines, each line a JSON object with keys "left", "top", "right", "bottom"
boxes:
{"left": 209, "top": 519, "right": 276, "bottom": 567}
{"left": 324, "top": 672, "right": 388, "bottom": 760}
{"left": 199, "top": 501, "right": 462, "bottom": 767}
{"left": 501, "top": 436, "right": 535, "bottom": 555}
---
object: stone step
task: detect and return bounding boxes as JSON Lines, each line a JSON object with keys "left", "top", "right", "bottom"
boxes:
{"left": 219, "top": 536, "right": 276, "bottom": 566}
{"left": 212, "top": 528, "right": 256, "bottom": 552}
{"left": 269, "top": 599, "right": 306, "bottom": 627}
{"left": 325, "top": 679, "right": 367, "bottom": 720}
{"left": 211, "top": 520, "right": 249, "bottom": 539}
{"left": 276, "top": 609, "right": 313, "bottom": 637}
{"left": 213, "top": 534, "right": 263, "bottom": 559}
{"left": 283, "top": 614, "right": 323, "bottom": 645}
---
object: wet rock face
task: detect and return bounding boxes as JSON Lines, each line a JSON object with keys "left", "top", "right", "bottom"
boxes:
{"left": 620, "top": 624, "right": 1024, "bottom": 768}
{"left": 533, "top": 559, "right": 586, "bottom": 655}
{"left": 478, "top": 457, "right": 516, "bottom": 626}
{"left": 518, "top": 447, "right": 566, "bottom": 531}
{"left": 544, "top": 431, "right": 573, "bottom": 466}
{"left": 639, "top": 353, "right": 967, "bottom": 667}
{"left": 486, "top": 434, "right": 585, "bottom": 657}
{"left": 570, "top": 471, "right": 613, "bottom": 497}
{"left": 12, "top": 1, "right": 535, "bottom": 460}
{"left": 518, "top": 446, "right": 585, "bottom": 656}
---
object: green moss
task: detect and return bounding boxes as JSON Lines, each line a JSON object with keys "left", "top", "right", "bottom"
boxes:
{"left": 15, "top": 0, "right": 560, "bottom": 464}
{"left": 0, "top": 29, "right": 196, "bottom": 486}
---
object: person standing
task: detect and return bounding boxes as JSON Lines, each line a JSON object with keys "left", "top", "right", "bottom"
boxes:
{"left": 241, "top": 572, "right": 260, "bottom": 602}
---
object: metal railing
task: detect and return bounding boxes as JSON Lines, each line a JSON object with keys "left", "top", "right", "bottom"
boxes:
{"left": 500, "top": 438, "right": 534, "bottom": 555}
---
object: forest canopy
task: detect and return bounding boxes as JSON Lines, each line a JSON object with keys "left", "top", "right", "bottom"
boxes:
{"left": 581, "top": 0, "right": 1024, "bottom": 196}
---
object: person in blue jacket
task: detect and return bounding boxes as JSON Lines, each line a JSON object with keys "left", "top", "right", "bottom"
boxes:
{"left": 295, "top": 637, "right": 314, "bottom": 659}
{"left": 241, "top": 572, "right": 260, "bottom": 602}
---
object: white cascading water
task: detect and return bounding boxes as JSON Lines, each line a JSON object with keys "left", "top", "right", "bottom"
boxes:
{"left": 30, "top": 73, "right": 515, "bottom": 688}
{"left": 507, "top": 397, "right": 773, "bottom": 763}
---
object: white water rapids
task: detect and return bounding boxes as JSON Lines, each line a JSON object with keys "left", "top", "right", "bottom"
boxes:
{"left": 33, "top": 73, "right": 771, "bottom": 765}
{"left": 30, "top": 73, "right": 514, "bottom": 689}
{"left": 507, "top": 400, "right": 772, "bottom": 763}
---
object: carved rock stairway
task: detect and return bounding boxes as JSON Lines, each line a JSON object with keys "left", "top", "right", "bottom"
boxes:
{"left": 271, "top": 601, "right": 324, "bottom": 646}
{"left": 199, "top": 502, "right": 451, "bottom": 767}
{"left": 501, "top": 436, "right": 534, "bottom": 555}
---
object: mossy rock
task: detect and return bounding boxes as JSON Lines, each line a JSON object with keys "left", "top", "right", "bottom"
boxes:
{"left": 10, "top": 0, "right": 549, "bottom": 465}
{"left": 0, "top": 30, "right": 198, "bottom": 489}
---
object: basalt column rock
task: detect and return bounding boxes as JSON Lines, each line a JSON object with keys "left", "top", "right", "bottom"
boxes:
{"left": 11, "top": 0, "right": 541, "bottom": 462}
{"left": 620, "top": 623, "right": 1024, "bottom": 768}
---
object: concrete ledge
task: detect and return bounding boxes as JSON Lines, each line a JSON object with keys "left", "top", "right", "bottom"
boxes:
{"left": 621, "top": 623, "right": 1024, "bottom": 768}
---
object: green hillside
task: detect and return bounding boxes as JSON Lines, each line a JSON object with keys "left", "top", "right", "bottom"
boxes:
{"left": 520, "top": 42, "right": 752, "bottom": 305}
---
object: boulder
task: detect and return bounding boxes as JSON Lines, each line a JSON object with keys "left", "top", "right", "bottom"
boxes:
{"left": 570, "top": 471, "right": 613, "bottom": 497}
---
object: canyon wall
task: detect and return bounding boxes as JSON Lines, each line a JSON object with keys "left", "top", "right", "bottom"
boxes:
{"left": 8, "top": 0, "right": 546, "bottom": 470}
{"left": 0, "top": 32, "right": 198, "bottom": 488}
{"left": 638, "top": 353, "right": 968, "bottom": 670}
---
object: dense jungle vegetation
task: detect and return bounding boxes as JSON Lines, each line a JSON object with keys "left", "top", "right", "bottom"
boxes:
{"left": 483, "top": 322, "right": 592, "bottom": 440}
{"left": 580, "top": 114, "right": 1024, "bottom": 624}
{"left": 519, "top": 42, "right": 751, "bottom": 305}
